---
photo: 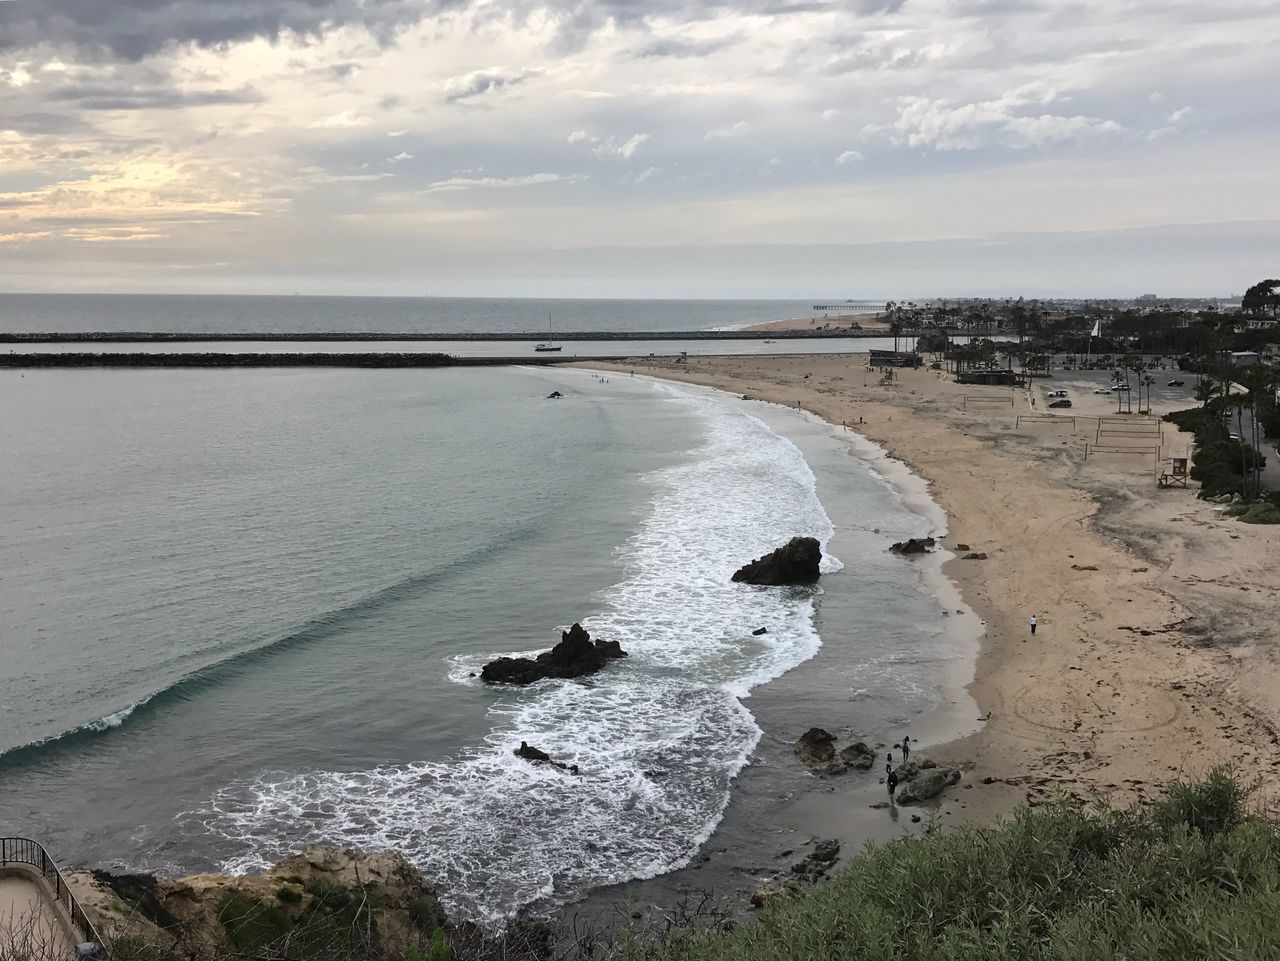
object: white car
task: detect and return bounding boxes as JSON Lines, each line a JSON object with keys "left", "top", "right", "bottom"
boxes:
{"left": 1111, "top": 384, "right": 1131, "bottom": 391}
{"left": 1093, "top": 388, "right": 1111, "bottom": 395}
{"left": 1047, "top": 390, "right": 1068, "bottom": 398}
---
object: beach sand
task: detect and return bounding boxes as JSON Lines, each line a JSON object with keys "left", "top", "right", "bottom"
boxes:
{"left": 577, "top": 354, "right": 1280, "bottom": 826}
{"left": 744, "top": 313, "right": 890, "bottom": 333}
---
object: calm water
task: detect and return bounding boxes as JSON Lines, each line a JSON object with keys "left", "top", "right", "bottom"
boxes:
{"left": 0, "top": 295, "right": 882, "bottom": 336}
{"left": 0, "top": 366, "right": 943, "bottom": 924}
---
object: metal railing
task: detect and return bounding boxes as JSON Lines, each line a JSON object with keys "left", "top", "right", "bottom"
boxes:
{"left": 1, "top": 837, "right": 106, "bottom": 954}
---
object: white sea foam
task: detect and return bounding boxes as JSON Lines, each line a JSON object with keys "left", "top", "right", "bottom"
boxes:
{"left": 196, "top": 383, "right": 838, "bottom": 926}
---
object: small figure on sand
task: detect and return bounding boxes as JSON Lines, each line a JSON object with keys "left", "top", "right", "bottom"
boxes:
{"left": 1029, "top": 614, "right": 1038, "bottom": 636}
{"left": 887, "top": 768, "right": 899, "bottom": 795}
{"left": 901, "top": 735, "right": 911, "bottom": 762}
{"left": 885, "top": 752, "right": 894, "bottom": 776}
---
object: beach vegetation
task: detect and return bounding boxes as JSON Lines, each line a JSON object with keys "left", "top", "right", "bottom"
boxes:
{"left": 218, "top": 894, "right": 294, "bottom": 951}
{"left": 602, "top": 768, "right": 1280, "bottom": 961}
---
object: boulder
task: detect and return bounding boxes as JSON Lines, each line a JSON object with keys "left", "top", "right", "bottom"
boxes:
{"left": 546, "top": 391, "right": 563, "bottom": 399}
{"left": 896, "top": 768, "right": 961, "bottom": 804}
{"left": 795, "top": 728, "right": 837, "bottom": 767}
{"left": 955, "top": 543, "right": 971, "bottom": 551}
{"left": 515, "top": 741, "right": 551, "bottom": 762}
{"left": 752, "top": 627, "right": 768, "bottom": 636}
{"left": 810, "top": 839, "right": 840, "bottom": 864}
{"left": 750, "top": 878, "right": 800, "bottom": 909}
{"left": 732, "top": 537, "right": 822, "bottom": 586}
{"left": 481, "top": 623, "right": 626, "bottom": 685}
{"left": 839, "top": 742, "right": 875, "bottom": 770}
{"left": 890, "top": 537, "right": 936, "bottom": 555}
{"left": 963, "top": 552, "right": 988, "bottom": 560}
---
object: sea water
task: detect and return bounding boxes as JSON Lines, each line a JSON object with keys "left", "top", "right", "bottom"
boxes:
{"left": 0, "top": 365, "right": 944, "bottom": 923}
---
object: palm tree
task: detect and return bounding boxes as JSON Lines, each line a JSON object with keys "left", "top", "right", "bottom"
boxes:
{"left": 1194, "top": 380, "right": 1220, "bottom": 408}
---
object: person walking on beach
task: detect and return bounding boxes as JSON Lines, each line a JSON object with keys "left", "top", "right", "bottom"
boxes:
{"left": 887, "top": 768, "right": 899, "bottom": 796}
{"left": 886, "top": 752, "right": 894, "bottom": 776}
{"left": 901, "top": 735, "right": 911, "bottom": 762}
{"left": 1029, "top": 614, "right": 1038, "bottom": 636}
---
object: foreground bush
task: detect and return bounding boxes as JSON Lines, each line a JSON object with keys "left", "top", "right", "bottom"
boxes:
{"left": 606, "top": 768, "right": 1280, "bottom": 961}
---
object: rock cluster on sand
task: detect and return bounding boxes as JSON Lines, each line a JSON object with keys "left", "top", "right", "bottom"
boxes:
{"left": 751, "top": 839, "right": 842, "bottom": 908}
{"left": 893, "top": 758, "right": 962, "bottom": 804}
{"left": 794, "top": 728, "right": 876, "bottom": 776}
{"left": 481, "top": 623, "right": 626, "bottom": 685}
{"left": 732, "top": 536, "right": 822, "bottom": 585}
{"left": 890, "top": 536, "right": 936, "bottom": 555}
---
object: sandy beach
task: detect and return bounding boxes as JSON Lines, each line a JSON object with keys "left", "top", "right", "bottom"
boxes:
{"left": 744, "top": 313, "right": 890, "bottom": 334}
{"left": 579, "top": 354, "right": 1280, "bottom": 824}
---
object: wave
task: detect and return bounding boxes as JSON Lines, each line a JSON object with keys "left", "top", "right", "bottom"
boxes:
{"left": 0, "top": 528, "right": 537, "bottom": 773}
{"left": 193, "top": 380, "right": 843, "bottom": 926}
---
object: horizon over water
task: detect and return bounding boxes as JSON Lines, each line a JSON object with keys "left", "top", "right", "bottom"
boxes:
{"left": 0, "top": 364, "right": 946, "bottom": 925}
{"left": 0, "top": 293, "right": 883, "bottom": 336}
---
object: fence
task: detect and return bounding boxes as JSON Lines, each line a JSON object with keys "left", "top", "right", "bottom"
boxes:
{"left": 1, "top": 837, "right": 106, "bottom": 952}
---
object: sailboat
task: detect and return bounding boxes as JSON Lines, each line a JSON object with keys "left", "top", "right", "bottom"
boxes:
{"left": 534, "top": 311, "right": 562, "bottom": 352}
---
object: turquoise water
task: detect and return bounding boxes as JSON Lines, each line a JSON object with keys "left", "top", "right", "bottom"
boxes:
{"left": 0, "top": 365, "right": 942, "bottom": 923}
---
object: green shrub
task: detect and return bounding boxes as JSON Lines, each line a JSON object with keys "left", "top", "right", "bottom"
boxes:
{"left": 602, "top": 768, "right": 1280, "bottom": 961}
{"left": 1240, "top": 503, "right": 1280, "bottom": 524}
{"left": 277, "top": 885, "right": 303, "bottom": 904}
{"left": 218, "top": 894, "right": 293, "bottom": 951}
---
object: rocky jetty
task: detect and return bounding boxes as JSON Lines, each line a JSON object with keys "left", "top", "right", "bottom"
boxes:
{"left": 890, "top": 536, "right": 936, "bottom": 555}
{"left": 794, "top": 728, "right": 875, "bottom": 776}
{"left": 732, "top": 536, "right": 822, "bottom": 586}
{"left": 481, "top": 623, "right": 626, "bottom": 685}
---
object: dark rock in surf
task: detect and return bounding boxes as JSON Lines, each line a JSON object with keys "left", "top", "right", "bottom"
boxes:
{"left": 890, "top": 536, "right": 936, "bottom": 556}
{"left": 481, "top": 623, "right": 626, "bottom": 685}
{"left": 515, "top": 741, "right": 552, "bottom": 763}
{"left": 839, "top": 741, "right": 876, "bottom": 770}
{"left": 752, "top": 627, "right": 768, "bottom": 636}
{"left": 795, "top": 728, "right": 837, "bottom": 767}
{"left": 546, "top": 391, "right": 562, "bottom": 399}
{"left": 732, "top": 537, "right": 822, "bottom": 586}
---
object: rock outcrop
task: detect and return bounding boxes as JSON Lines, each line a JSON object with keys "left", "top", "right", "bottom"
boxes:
{"left": 732, "top": 537, "right": 822, "bottom": 586}
{"left": 514, "top": 741, "right": 580, "bottom": 775}
{"left": 481, "top": 623, "right": 626, "bottom": 685}
{"left": 890, "top": 536, "right": 936, "bottom": 555}
{"left": 795, "top": 729, "right": 875, "bottom": 775}
{"left": 69, "top": 847, "right": 447, "bottom": 959}
{"left": 895, "top": 765, "right": 962, "bottom": 804}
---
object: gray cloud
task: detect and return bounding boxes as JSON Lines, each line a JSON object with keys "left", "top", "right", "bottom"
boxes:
{"left": 0, "top": 0, "right": 907, "bottom": 62}
{"left": 0, "top": 112, "right": 84, "bottom": 134}
{"left": 46, "top": 83, "right": 262, "bottom": 110}
{"left": 632, "top": 36, "right": 741, "bottom": 59}
{"left": 442, "top": 68, "right": 532, "bottom": 103}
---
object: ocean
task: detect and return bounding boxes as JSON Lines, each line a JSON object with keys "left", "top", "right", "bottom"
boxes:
{"left": 0, "top": 363, "right": 952, "bottom": 925}
{"left": 0, "top": 294, "right": 882, "bottom": 336}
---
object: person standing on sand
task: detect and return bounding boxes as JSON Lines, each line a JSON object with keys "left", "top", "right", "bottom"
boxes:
{"left": 1029, "top": 614, "right": 1038, "bottom": 636}
{"left": 887, "top": 769, "right": 899, "bottom": 795}
{"left": 901, "top": 735, "right": 911, "bottom": 762}
{"left": 886, "top": 752, "right": 893, "bottom": 776}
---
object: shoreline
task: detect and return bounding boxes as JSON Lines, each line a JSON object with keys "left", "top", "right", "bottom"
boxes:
{"left": 579, "top": 353, "right": 1280, "bottom": 826}
{"left": 557, "top": 370, "right": 988, "bottom": 927}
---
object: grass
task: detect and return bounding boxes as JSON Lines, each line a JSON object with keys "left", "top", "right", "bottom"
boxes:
{"left": 603, "top": 768, "right": 1280, "bottom": 961}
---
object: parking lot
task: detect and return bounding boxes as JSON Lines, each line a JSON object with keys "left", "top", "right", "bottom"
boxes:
{"left": 1030, "top": 369, "right": 1198, "bottom": 417}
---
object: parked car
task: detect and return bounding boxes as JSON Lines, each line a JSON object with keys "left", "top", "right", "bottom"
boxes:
{"left": 1047, "top": 389, "right": 1068, "bottom": 398}
{"left": 1093, "top": 388, "right": 1111, "bottom": 394}
{"left": 1112, "top": 384, "right": 1131, "bottom": 391}
{"left": 1167, "top": 379, "right": 1186, "bottom": 387}
{"left": 1229, "top": 432, "right": 1241, "bottom": 442}
{"left": 1049, "top": 399, "right": 1073, "bottom": 408}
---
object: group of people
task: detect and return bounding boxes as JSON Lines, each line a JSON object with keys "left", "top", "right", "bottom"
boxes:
{"left": 885, "top": 734, "right": 911, "bottom": 795}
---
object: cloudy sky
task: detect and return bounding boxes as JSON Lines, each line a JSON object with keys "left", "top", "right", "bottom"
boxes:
{"left": 0, "top": 0, "right": 1277, "bottom": 297}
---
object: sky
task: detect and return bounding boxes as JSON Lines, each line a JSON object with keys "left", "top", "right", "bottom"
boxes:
{"left": 0, "top": 0, "right": 1277, "bottom": 298}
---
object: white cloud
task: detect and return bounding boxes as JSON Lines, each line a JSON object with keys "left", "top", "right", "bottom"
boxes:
{"left": 632, "top": 166, "right": 663, "bottom": 183}
{"left": 822, "top": 108, "right": 839, "bottom": 121}
{"left": 1168, "top": 106, "right": 1192, "bottom": 124}
{"left": 422, "top": 173, "right": 588, "bottom": 193}
{"left": 388, "top": 151, "right": 414, "bottom": 163}
{"left": 388, "top": 130, "right": 407, "bottom": 138}
{"left": 705, "top": 121, "right": 749, "bottom": 141}
{"left": 836, "top": 149, "right": 863, "bottom": 165}
{"left": 868, "top": 89, "right": 1125, "bottom": 151}
{"left": 567, "top": 130, "right": 649, "bottom": 159}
